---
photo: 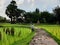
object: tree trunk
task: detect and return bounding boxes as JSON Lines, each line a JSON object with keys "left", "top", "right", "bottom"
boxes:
{"left": 16, "top": 17, "right": 18, "bottom": 23}
{"left": 11, "top": 17, "right": 13, "bottom": 24}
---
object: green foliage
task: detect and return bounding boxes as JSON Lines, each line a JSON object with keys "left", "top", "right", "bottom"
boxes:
{"left": 0, "top": 16, "right": 6, "bottom": 23}
{"left": 0, "top": 23, "right": 34, "bottom": 45}
{"left": 5, "top": 0, "right": 25, "bottom": 24}
{"left": 40, "top": 11, "right": 56, "bottom": 23}
{"left": 53, "top": 6, "right": 60, "bottom": 24}
{"left": 24, "top": 8, "right": 41, "bottom": 23}
{"left": 35, "top": 8, "right": 40, "bottom": 13}
{"left": 5, "top": 0, "right": 60, "bottom": 24}
{"left": 5, "top": 0, "right": 17, "bottom": 24}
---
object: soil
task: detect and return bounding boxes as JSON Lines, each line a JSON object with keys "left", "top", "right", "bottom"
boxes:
{"left": 29, "top": 28, "right": 58, "bottom": 45}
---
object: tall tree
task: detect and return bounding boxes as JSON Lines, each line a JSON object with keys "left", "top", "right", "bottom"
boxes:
{"left": 40, "top": 11, "right": 49, "bottom": 23}
{"left": 5, "top": 0, "right": 17, "bottom": 23}
{"left": 16, "top": 9, "right": 26, "bottom": 23}
{"left": 35, "top": 8, "right": 39, "bottom": 13}
{"left": 53, "top": 6, "right": 60, "bottom": 24}
{"left": 24, "top": 9, "right": 40, "bottom": 23}
{"left": 35, "top": 8, "right": 40, "bottom": 23}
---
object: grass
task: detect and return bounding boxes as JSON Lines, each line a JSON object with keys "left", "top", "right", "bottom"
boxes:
{"left": 0, "top": 23, "right": 35, "bottom": 45}
{"left": 12, "top": 32, "right": 35, "bottom": 45}
{"left": 1, "top": 23, "right": 60, "bottom": 45}
{"left": 35, "top": 24, "right": 60, "bottom": 45}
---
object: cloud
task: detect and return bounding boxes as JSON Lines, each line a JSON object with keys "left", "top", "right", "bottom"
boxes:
{"left": 15, "top": 0, "right": 24, "bottom": 5}
{"left": 0, "top": 0, "right": 5, "bottom": 6}
{"left": 27, "top": 0, "right": 35, "bottom": 8}
{"left": 0, "top": 0, "right": 5, "bottom": 14}
{"left": 0, "top": 0, "right": 6, "bottom": 9}
{"left": 31, "top": 0, "right": 35, "bottom": 6}
{"left": 37, "top": 0, "right": 59, "bottom": 7}
{"left": 28, "top": 0, "right": 31, "bottom": 3}
{"left": 0, "top": 0, "right": 9, "bottom": 19}
{"left": 34, "top": 0, "right": 59, "bottom": 12}
{"left": 32, "top": 0, "right": 35, "bottom": 2}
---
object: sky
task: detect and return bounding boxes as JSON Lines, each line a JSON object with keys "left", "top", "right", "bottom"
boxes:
{"left": 0, "top": 0, "right": 60, "bottom": 19}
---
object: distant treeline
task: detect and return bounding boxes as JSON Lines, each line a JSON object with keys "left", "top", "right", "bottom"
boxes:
{"left": 23, "top": 7, "right": 60, "bottom": 24}
{"left": 0, "top": 16, "right": 10, "bottom": 23}
{"left": 2, "top": 0, "right": 60, "bottom": 24}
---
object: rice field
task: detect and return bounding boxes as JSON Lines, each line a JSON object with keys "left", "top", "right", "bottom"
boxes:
{"left": 0, "top": 23, "right": 35, "bottom": 45}
{"left": 0, "top": 23, "right": 60, "bottom": 45}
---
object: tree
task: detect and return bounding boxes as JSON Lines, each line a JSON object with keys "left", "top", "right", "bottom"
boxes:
{"left": 34, "top": 8, "right": 40, "bottom": 23}
{"left": 16, "top": 9, "right": 26, "bottom": 23}
{"left": 24, "top": 8, "right": 40, "bottom": 23}
{"left": 40, "top": 11, "right": 50, "bottom": 23}
{"left": 35, "top": 8, "right": 39, "bottom": 13}
{"left": 0, "top": 16, "right": 7, "bottom": 23}
{"left": 40, "top": 11, "right": 56, "bottom": 23}
{"left": 53, "top": 6, "right": 60, "bottom": 24}
{"left": 24, "top": 12, "right": 32, "bottom": 23}
{"left": 5, "top": 0, "right": 17, "bottom": 24}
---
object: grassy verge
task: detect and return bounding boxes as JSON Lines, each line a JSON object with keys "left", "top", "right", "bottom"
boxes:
{"left": 35, "top": 24, "right": 60, "bottom": 45}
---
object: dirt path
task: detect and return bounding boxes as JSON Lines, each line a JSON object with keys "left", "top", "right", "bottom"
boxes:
{"left": 29, "top": 28, "right": 58, "bottom": 45}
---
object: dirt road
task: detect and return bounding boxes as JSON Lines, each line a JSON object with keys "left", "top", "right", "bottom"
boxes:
{"left": 29, "top": 28, "right": 58, "bottom": 45}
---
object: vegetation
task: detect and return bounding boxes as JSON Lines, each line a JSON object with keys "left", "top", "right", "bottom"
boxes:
{"left": 0, "top": 23, "right": 60, "bottom": 45}
{"left": 5, "top": 0, "right": 25, "bottom": 24}
{"left": 0, "top": 23, "right": 35, "bottom": 45}
{"left": 4, "top": 0, "right": 60, "bottom": 24}
{"left": 0, "top": 0, "right": 60, "bottom": 45}
{"left": 0, "top": 16, "right": 10, "bottom": 23}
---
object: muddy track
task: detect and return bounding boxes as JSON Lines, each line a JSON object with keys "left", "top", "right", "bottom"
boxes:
{"left": 29, "top": 28, "right": 58, "bottom": 45}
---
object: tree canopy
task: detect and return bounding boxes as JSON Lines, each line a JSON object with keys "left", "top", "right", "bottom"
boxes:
{"left": 5, "top": 0, "right": 60, "bottom": 24}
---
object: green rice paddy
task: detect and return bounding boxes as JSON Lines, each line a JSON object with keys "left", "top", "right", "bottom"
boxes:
{"left": 0, "top": 23, "right": 35, "bottom": 45}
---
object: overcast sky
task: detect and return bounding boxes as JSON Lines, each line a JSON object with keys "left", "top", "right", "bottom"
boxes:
{"left": 0, "top": 0, "right": 60, "bottom": 19}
